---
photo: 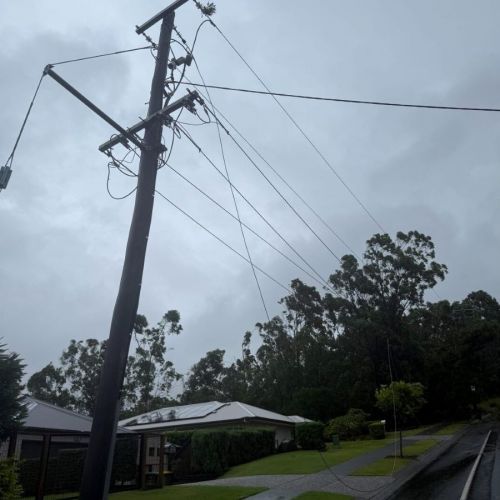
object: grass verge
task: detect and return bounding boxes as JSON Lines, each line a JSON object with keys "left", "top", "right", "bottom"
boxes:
{"left": 435, "top": 423, "right": 467, "bottom": 435}
{"left": 111, "top": 485, "right": 267, "bottom": 499}
{"left": 350, "top": 457, "right": 412, "bottom": 476}
{"left": 350, "top": 438, "right": 438, "bottom": 476}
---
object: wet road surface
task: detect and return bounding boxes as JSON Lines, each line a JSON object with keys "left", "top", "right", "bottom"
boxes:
{"left": 395, "top": 424, "right": 498, "bottom": 500}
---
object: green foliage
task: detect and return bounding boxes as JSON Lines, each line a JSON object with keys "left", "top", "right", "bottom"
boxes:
{"left": 181, "top": 349, "right": 227, "bottom": 404}
{"left": 296, "top": 422, "right": 325, "bottom": 450}
{"left": 0, "top": 459, "right": 22, "bottom": 499}
{"left": 26, "top": 362, "right": 71, "bottom": 408}
{"left": 191, "top": 430, "right": 229, "bottom": 475}
{"left": 112, "top": 438, "right": 140, "bottom": 485}
{"left": 324, "top": 409, "right": 369, "bottom": 441}
{"left": 375, "top": 381, "right": 426, "bottom": 428}
{"left": 368, "top": 422, "right": 385, "bottom": 439}
{"left": 226, "top": 428, "right": 275, "bottom": 465}
{"left": 169, "top": 428, "right": 275, "bottom": 477}
{"left": 0, "top": 342, "right": 26, "bottom": 440}
{"left": 27, "top": 312, "right": 182, "bottom": 416}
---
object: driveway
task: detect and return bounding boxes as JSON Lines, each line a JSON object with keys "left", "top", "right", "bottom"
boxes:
{"left": 195, "top": 435, "right": 450, "bottom": 499}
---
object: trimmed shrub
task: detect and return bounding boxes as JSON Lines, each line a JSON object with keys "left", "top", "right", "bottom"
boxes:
{"left": 296, "top": 422, "right": 325, "bottom": 450}
{"left": 191, "top": 430, "right": 229, "bottom": 475}
{"left": 324, "top": 408, "right": 369, "bottom": 441}
{"left": 167, "top": 427, "right": 275, "bottom": 477}
{"left": 0, "top": 459, "right": 22, "bottom": 499}
{"left": 112, "top": 438, "right": 139, "bottom": 485}
{"left": 368, "top": 422, "right": 386, "bottom": 440}
{"left": 226, "top": 428, "right": 274, "bottom": 465}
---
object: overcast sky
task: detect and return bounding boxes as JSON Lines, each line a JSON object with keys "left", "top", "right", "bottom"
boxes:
{"left": 1, "top": 0, "right": 499, "bottom": 394}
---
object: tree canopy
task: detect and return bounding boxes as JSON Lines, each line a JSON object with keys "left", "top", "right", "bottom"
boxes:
{"left": 25, "top": 231, "right": 500, "bottom": 425}
{"left": 0, "top": 342, "right": 26, "bottom": 440}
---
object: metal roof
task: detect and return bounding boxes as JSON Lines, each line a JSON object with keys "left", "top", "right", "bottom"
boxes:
{"left": 21, "top": 396, "right": 133, "bottom": 434}
{"left": 119, "top": 401, "right": 302, "bottom": 431}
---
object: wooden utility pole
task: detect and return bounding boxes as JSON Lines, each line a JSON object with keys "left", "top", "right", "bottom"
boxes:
{"left": 78, "top": 2, "right": 189, "bottom": 498}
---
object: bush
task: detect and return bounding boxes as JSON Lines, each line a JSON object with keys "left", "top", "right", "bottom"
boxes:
{"left": 368, "top": 422, "right": 386, "bottom": 439}
{"left": 296, "top": 422, "right": 325, "bottom": 450}
{"left": 191, "top": 430, "right": 229, "bottom": 475}
{"left": 324, "top": 408, "right": 369, "bottom": 441}
{"left": 167, "top": 428, "right": 276, "bottom": 477}
{"left": 0, "top": 459, "right": 22, "bottom": 499}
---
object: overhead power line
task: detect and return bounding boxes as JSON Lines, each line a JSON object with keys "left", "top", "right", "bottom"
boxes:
{"left": 174, "top": 81, "right": 500, "bottom": 113}
{"left": 172, "top": 16, "right": 359, "bottom": 259}
{"left": 202, "top": 103, "right": 342, "bottom": 264}
{"left": 49, "top": 45, "right": 153, "bottom": 66}
{"left": 175, "top": 123, "right": 332, "bottom": 289}
{"left": 207, "top": 19, "right": 386, "bottom": 232}
{"left": 181, "top": 72, "right": 360, "bottom": 259}
{"left": 200, "top": 67, "right": 271, "bottom": 322}
{"left": 166, "top": 163, "right": 329, "bottom": 289}
{"left": 154, "top": 189, "right": 290, "bottom": 293}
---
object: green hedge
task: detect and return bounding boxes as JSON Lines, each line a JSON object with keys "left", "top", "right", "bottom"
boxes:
{"left": 296, "top": 422, "right": 325, "bottom": 450}
{"left": 368, "top": 422, "right": 386, "bottom": 439}
{"left": 324, "top": 409, "right": 369, "bottom": 441}
{"left": 166, "top": 428, "right": 275, "bottom": 477}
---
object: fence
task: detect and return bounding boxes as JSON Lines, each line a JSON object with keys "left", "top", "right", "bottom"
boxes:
{"left": 5, "top": 431, "right": 169, "bottom": 499}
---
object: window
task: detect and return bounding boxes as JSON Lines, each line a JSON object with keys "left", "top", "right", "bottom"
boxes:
{"left": 148, "top": 447, "right": 155, "bottom": 457}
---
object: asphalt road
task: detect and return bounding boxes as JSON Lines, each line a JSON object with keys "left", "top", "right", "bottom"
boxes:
{"left": 395, "top": 423, "right": 499, "bottom": 500}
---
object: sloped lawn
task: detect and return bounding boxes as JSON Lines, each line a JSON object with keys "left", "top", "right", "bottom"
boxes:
{"left": 224, "top": 438, "right": 395, "bottom": 477}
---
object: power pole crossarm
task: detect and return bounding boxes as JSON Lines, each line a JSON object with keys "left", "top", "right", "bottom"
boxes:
{"left": 98, "top": 91, "right": 198, "bottom": 153}
{"left": 44, "top": 67, "right": 144, "bottom": 151}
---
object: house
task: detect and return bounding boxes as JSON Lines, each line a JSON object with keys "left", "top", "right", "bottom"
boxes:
{"left": 119, "top": 400, "right": 311, "bottom": 447}
{"left": 0, "top": 396, "right": 134, "bottom": 460}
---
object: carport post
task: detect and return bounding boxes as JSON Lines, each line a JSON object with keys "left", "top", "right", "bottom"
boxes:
{"left": 138, "top": 433, "right": 147, "bottom": 489}
{"left": 7, "top": 432, "right": 17, "bottom": 458}
{"left": 158, "top": 435, "right": 165, "bottom": 487}
{"left": 35, "top": 434, "right": 50, "bottom": 500}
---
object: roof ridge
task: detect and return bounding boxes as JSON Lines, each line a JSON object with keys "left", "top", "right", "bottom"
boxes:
{"left": 235, "top": 401, "right": 255, "bottom": 417}
{"left": 25, "top": 395, "right": 93, "bottom": 423}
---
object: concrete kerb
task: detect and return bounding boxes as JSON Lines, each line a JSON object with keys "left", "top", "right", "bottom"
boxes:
{"left": 371, "top": 425, "right": 470, "bottom": 500}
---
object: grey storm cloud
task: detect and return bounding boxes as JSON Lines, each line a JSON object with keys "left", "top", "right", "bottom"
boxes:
{"left": 1, "top": 0, "right": 499, "bottom": 388}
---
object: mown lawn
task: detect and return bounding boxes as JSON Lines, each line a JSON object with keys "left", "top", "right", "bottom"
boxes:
{"left": 350, "top": 438, "right": 438, "bottom": 476}
{"left": 224, "top": 438, "right": 396, "bottom": 477}
{"left": 435, "top": 422, "right": 467, "bottom": 435}
{"left": 111, "top": 485, "right": 267, "bottom": 499}
{"left": 293, "top": 492, "right": 354, "bottom": 499}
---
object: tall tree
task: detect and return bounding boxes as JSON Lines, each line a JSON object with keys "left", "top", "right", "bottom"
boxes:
{"left": 26, "top": 362, "right": 72, "bottom": 408}
{"left": 27, "top": 311, "right": 182, "bottom": 416}
{"left": 126, "top": 311, "right": 182, "bottom": 414}
{"left": 0, "top": 342, "right": 26, "bottom": 440}
{"left": 181, "top": 349, "right": 227, "bottom": 403}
